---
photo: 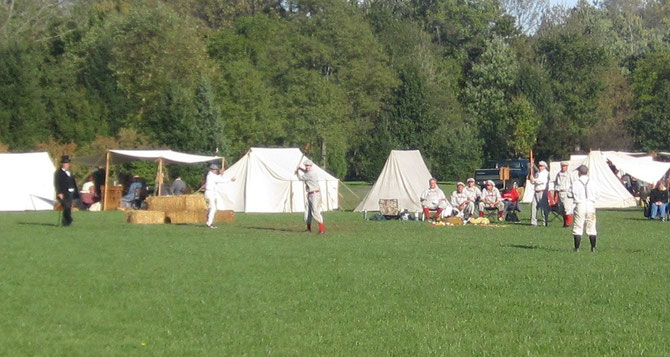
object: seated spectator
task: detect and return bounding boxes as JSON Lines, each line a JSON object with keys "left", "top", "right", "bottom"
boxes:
{"left": 171, "top": 176, "right": 187, "bottom": 195}
{"left": 649, "top": 181, "right": 668, "bottom": 221}
{"left": 502, "top": 183, "right": 521, "bottom": 222}
{"left": 464, "top": 178, "right": 481, "bottom": 205}
{"left": 121, "top": 175, "right": 146, "bottom": 209}
{"left": 421, "top": 178, "right": 448, "bottom": 221}
{"left": 451, "top": 182, "right": 475, "bottom": 219}
{"left": 478, "top": 180, "right": 505, "bottom": 221}
{"left": 80, "top": 175, "right": 97, "bottom": 209}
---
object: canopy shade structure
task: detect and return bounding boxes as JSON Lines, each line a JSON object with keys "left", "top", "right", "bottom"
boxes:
{"left": 355, "top": 150, "right": 433, "bottom": 213}
{"left": 522, "top": 151, "right": 636, "bottom": 208}
{"left": 602, "top": 151, "right": 670, "bottom": 184}
{"left": 0, "top": 152, "right": 56, "bottom": 211}
{"left": 80, "top": 149, "right": 223, "bottom": 210}
{"left": 73, "top": 150, "right": 221, "bottom": 166}
{"left": 217, "top": 148, "right": 339, "bottom": 213}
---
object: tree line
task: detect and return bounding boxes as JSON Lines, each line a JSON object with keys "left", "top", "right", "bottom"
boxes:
{"left": 1, "top": 0, "right": 669, "bottom": 181}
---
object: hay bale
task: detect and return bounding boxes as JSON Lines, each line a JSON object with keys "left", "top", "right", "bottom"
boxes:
{"left": 146, "top": 194, "right": 207, "bottom": 213}
{"left": 165, "top": 210, "right": 204, "bottom": 224}
{"left": 126, "top": 210, "right": 165, "bottom": 224}
{"left": 164, "top": 209, "right": 235, "bottom": 224}
{"left": 183, "top": 194, "right": 207, "bottom": 211}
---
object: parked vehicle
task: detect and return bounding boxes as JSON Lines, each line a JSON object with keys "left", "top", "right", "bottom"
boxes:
{"left": 474, "top": 159, "right": 530, "bottom": 188}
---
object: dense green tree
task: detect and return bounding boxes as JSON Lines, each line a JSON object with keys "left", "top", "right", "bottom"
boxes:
{"left": 630, "top": 46, "right": 670, "bottom": 151}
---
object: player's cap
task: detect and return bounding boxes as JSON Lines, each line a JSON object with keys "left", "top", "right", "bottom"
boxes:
{"left": 209, "top": 164, "right": 219, "bottom": 170}
{"left": 486, "top": 180, "right": 495, "bottom": 186}
{"left": 467, "top": 178, "right": 475, "bottom": 183}
{"left": 303, "top": 159, "right": 313, "bottom": 166}
{"left": 457, "top": 182, "right": 465, "bottom": 187}
{"left": 561, "top": 161, "right": 569, "bottom": 166}
{"left": 538, "top": 160, "right": 548, "bottom": 167}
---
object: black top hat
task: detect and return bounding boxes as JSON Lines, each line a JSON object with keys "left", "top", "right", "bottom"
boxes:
{"left": 60, "top": 155, "right": 71, "bottom": 163}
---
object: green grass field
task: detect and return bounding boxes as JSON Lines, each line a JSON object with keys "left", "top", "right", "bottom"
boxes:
{"left": 1, "top": 197, "right": 669, "bottom": 355}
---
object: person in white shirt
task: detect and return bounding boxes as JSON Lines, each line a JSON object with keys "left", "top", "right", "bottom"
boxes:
{"left": 478, "top": 180, "right": 505, "bottom": 221}
{"left": 530, "top": 160, "right": 550, "bottom": 226}
{"left": 464, "top": 178, "right": 481, "bottom": 205}
{"left": 571, "top": 165, "right": 599, "bottom": 252}
{"left": 421, "top": 178, "right": 448, "bottom": 221}
{"left": 205, "top": 164, "right": 235, "bottom": 228}
{"left": 451, "top": 182, "right": 474, "bottom": 219}
{"left": 553, "top": 161, "right": 574, "bottom": 227}
{"left": 296, "top": 160, "right": 325, "bottom": 234}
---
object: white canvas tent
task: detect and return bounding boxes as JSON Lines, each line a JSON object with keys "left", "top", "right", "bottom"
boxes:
{"left": 0, "top": 152, "right": 56, "bottom": 211}
{"left": 218, "top": 148, "right": 339, "bottom": 213}
{"left": 602, "top": 151, "right": 670, "bottom": 184}
{"left": 522, "top": 151, "right": 636, "bottom": 208}
{"left": 355, "top": 150, "right": 433, "bottom": 213}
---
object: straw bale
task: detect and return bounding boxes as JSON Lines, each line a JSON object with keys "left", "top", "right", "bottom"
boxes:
{"left": 165, "top": 210, "right": 204, "bottom": 224}
{"left": 126, "top": 210, "right": 165, "bottom": 224}
{"left": 183, "top": 194, "right": 207, "bottom": 211}
{"left": 146, "top": 194, "right": 207, "bottom": 213}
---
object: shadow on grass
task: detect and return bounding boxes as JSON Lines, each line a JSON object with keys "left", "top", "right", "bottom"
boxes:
{"left": 245, "top": 226, "right": 306, "bottom": 233}
{"left": 504, "top": 244, "right": 565, "bottom": 252}
{"left": 17, "top": 222, "right": 60, "bottom": 227}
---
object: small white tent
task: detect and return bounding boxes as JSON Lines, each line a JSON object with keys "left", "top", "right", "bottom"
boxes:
{"left": 0, "top": 152, "right": 56, "bottom": 211}
{"left": 218, "top": 148, "right": 339, "bottom": 213}
{"left": 522, "top": 151, "right": 636, "bottom": 208}
{"left": 354, "top": 150, "right": 433, "bottom": 212}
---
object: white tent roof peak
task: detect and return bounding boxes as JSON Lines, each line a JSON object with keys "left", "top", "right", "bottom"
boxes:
{"left": 355, "top": 150, "right": 433, "bottom": 212}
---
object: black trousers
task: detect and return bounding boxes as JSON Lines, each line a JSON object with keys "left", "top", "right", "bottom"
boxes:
{"left": 59, "top": 193, "right": 73, "bottom": 226}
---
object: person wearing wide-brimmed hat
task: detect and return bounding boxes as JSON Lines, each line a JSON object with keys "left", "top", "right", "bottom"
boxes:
{"left": 554, "top": 161, "right": 574, "bottom": 227}
{"left": 529, "top": 160, "right": 550, "bottom": 226}
{"left": 205, "top": 163, "right": 236, "bottom": 229}
{"left": 54, "top": 155, "right": 79, "bottom": 226}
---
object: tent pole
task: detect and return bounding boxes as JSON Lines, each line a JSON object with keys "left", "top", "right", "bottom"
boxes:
{"left": 103, "top": 150, "right": 110, "bottom": 211}
{"left": 339, "top": 180, "right": 360, "bottom": 199}
{"left": 157, "top": 158, "right": 164, "bottom": 196}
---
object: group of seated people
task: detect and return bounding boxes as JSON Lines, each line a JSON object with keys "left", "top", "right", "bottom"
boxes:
{"left": 120, "top": 175, "right": 191, "bottom": 209}
{"left": 420, "top": 178, "right": 520, "bottom": 222}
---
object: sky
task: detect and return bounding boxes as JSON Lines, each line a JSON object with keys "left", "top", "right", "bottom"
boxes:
{"left": 550, "top": 0, "right": 580, "bottom": 8}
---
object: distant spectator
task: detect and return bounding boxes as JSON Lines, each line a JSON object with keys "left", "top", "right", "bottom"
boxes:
{"left": 121, "top": 175, "right": 145, "bottom": 209}
{"left": 80, "top": 175, "right": 96, "bottom": 208}
{"left": 171, "top": 176, "right": 187, "bottom": 195}
{"left": 649, "top": 181, "right": 668, "bottom": 221}
{"left": 93, "top": 166, "right": 105, "bottom": 201}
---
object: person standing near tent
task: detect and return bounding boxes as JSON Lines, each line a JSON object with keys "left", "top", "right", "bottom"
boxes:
{"left": 554, "top": 161, "right": 574, "bottom": 227}
{"left": 205, "top": 164, "right": 235, "bottom": 229}
{"left": 421, "top": 178, "right": 448, "bottom": 221}
{"left": 296, "top": 160, "right": 325, "bottom": 234}
{"left": 530, "top": 160, "right": 550, "bottom": 226}
{"left": 571, "top": 165, "right": 600, "bottom": 252}
{"left": 54, "top": 155, "right": 79, "bottom": 226}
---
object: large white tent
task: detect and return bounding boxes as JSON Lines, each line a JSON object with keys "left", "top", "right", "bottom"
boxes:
{"left": 522, "top": 151, "right": 636, "bottom": 208}
{"left": 602, "top": 151, "right": 670, "bottom": 184}
{"left": 0, "top": 152, "right": 56, "bottom": 211}
{"left": 354, "top": 150, "right": 433, "bottom": 213}
{"left": 218, "top": 148, "right": 339, "bottom": 213}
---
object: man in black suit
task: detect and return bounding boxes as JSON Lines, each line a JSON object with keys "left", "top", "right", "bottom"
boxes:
{"left": 54, "top": 155, "right": 79, "bottom": 226}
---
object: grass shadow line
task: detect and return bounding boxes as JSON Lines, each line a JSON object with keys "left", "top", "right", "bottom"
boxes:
{"left": 244, "top": 226, "right": 305, "bottom": 233}
{"left": 17, "top": 222, "right": 60, "bottom": 227}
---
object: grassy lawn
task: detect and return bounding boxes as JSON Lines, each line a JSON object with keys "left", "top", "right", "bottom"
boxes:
{"left": 1, "top": 194, "right": 669, "bottom": 355}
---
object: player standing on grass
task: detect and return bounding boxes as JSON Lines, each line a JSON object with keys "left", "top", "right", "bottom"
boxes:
{"left": 571, "top": 165, "right": 599, "bottom": 252}
{"left": 205, "top": 164, "right": 235, "bottom": 229}
{"left": 296, "top": 160, "right": 325, "bottom": 234}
